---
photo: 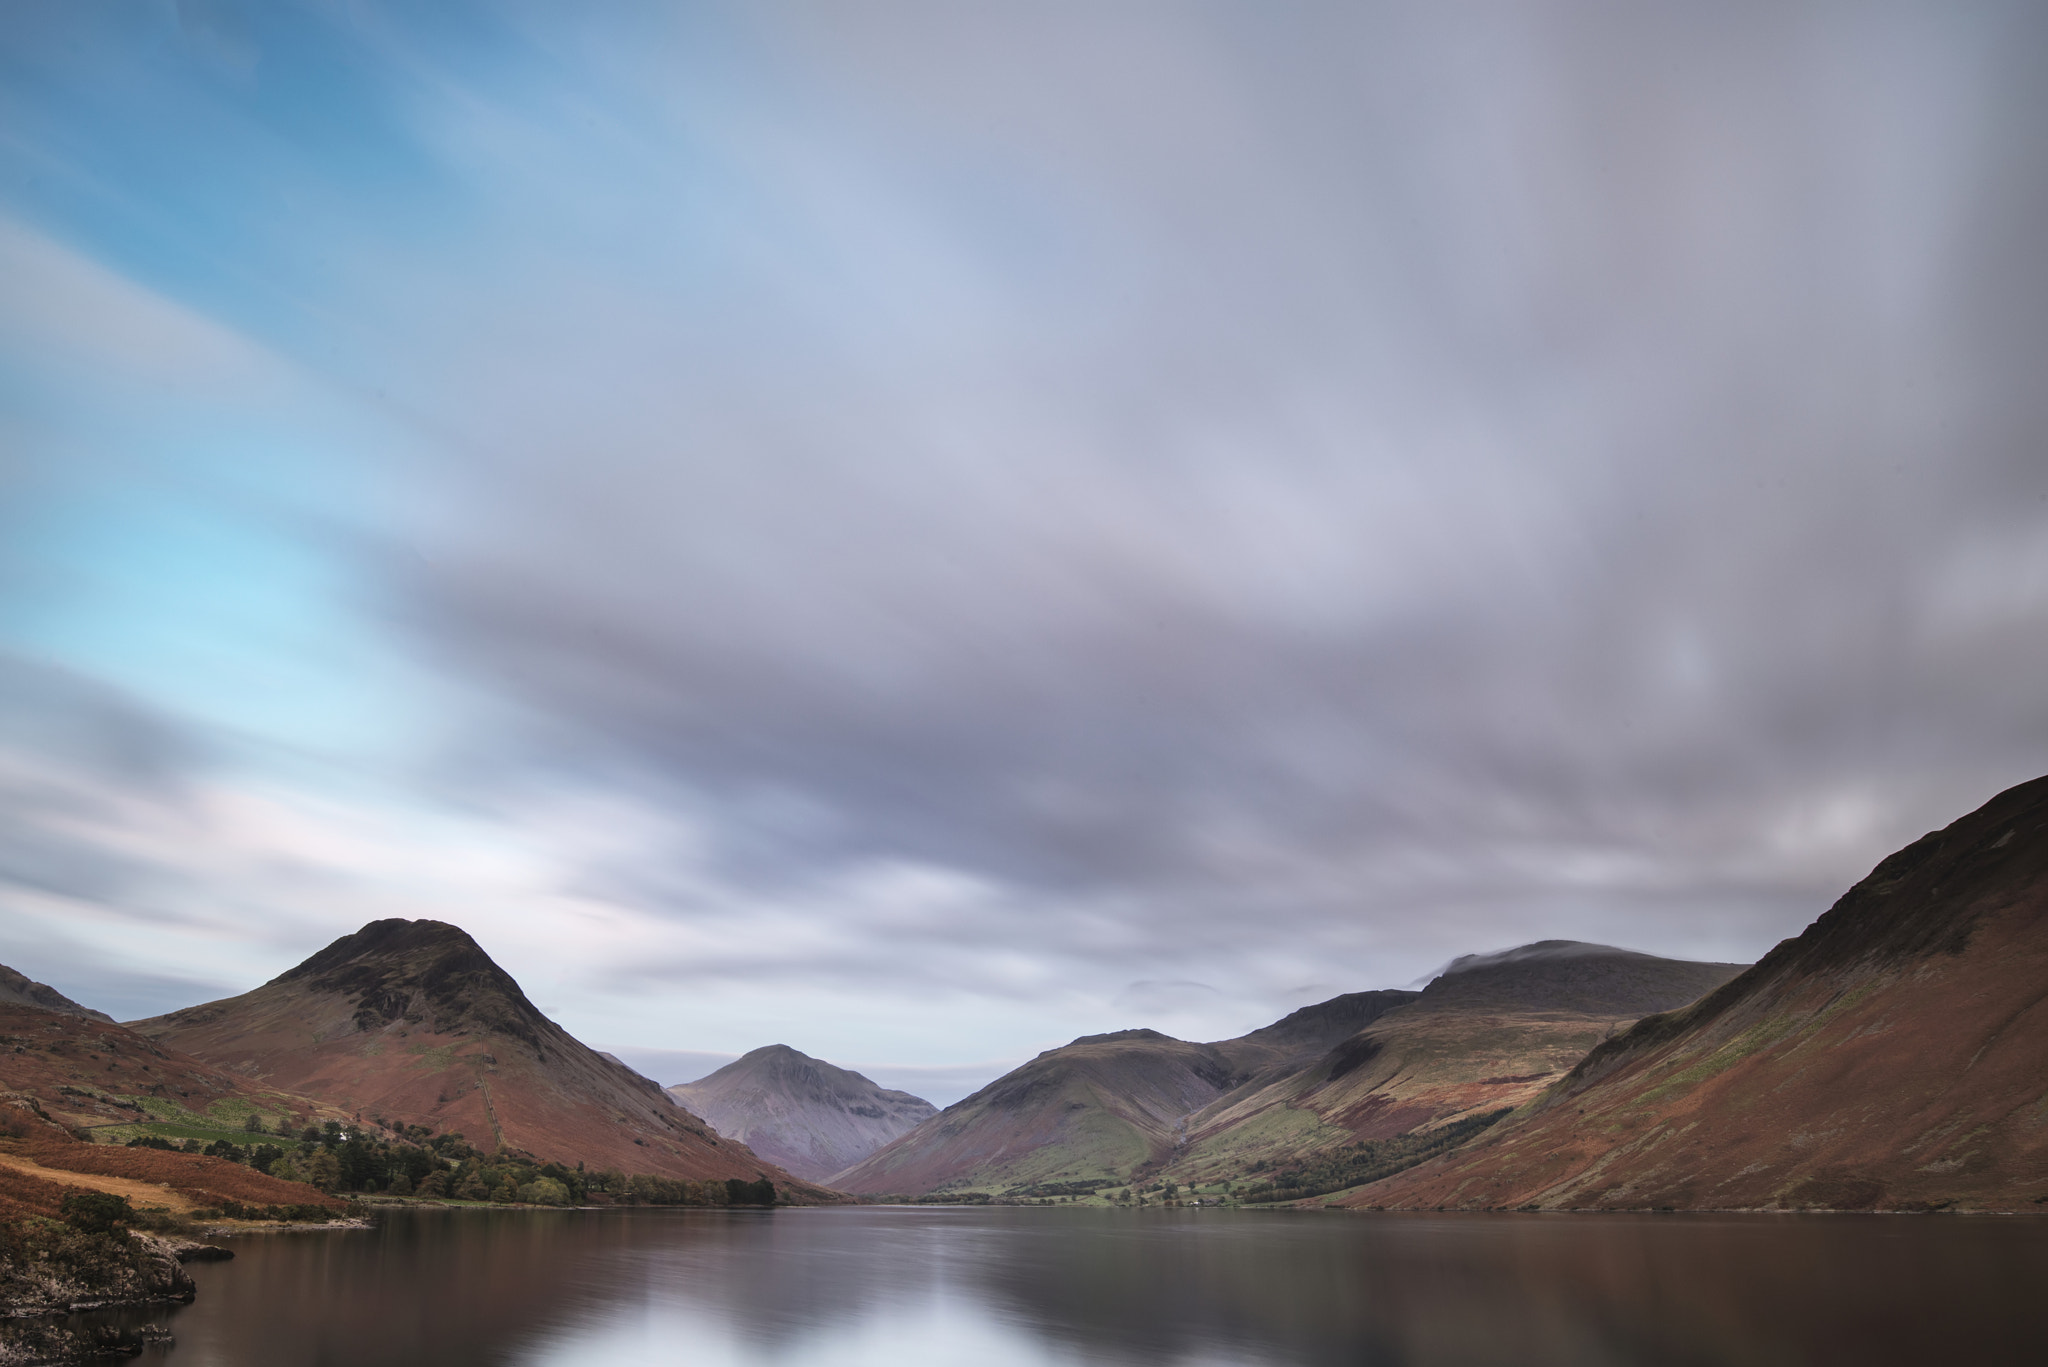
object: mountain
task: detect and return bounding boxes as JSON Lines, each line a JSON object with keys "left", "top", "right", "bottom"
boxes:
{"left": 665, "top": 1045, "right": 936, "bottom": 1182}
{"left": 0, "top": 998, "right": 332, "bottom": 1140}
{"left": 0, "top": 964, "right": 113, "bottom": 1022}
{"left": 129, "top": 919, "right": 800, "bottom": 1188}
{"left": 1169, "top": 942, "right": 1746, "bottom": 1182}
{"left": 0, "top": 1000, "right": 342, "bottom": 1211}
{"left": 1345, "top": 775, "right": 2048, "bottom": 1212}
{"left": 830, "top": 991, "right": 1419, "bottom": 1196}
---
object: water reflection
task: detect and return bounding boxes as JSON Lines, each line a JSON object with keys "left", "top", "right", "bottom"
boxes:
{"left": 160, "top": 1206, "right": 2048, "bottom": 1366}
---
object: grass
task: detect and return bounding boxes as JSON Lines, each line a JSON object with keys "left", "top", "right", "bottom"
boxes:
{"left": 87, "top": 1121, "right": 279, "bottom": 1147}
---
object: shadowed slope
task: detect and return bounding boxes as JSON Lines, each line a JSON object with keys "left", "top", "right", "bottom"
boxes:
{"left": 667, "top": 1045, "right": 936, "bottom": 1182}
{"left": 129, "top": 920, "right": 801, "bottom": 1188}
{"left": 1347, "top": 775, "right": 2048, "bottom": 1212}
{"left": 0, "top": 965, "right": 112, "bottom": 1023}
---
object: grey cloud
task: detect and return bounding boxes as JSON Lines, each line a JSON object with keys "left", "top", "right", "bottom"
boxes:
{"left": 6, "top": 2, "right": 2047, "bottom": 1042}
{"left": 368, "top": 4, "right": 2048, "bottom": 996}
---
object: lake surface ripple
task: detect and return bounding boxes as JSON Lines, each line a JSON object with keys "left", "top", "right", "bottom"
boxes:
{"left": 137, "top": 1206, "right": 2048, "bottom": 1366}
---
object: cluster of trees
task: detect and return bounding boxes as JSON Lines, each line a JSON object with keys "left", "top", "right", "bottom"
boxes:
{"left": 129, "top": 1119, "right": 457, "bottom": 1195}
{"left": 1235, "top": 1109, "right": 1512, "bottom": 1204}
{"left": 123, "top": 1121, "right": 776, "bottom": 1207}
{"left": 583, "top": 1173, "right": 776, "bottom": 1207}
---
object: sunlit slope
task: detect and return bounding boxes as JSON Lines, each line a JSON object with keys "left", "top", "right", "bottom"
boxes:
{"left": 130, "top": 920, "right": 804, "bottom": 1188}
{"left": 1171, "top": 945, "right": 1745, "bottom": 1183}
{"left": 668, "top": 1044, "right": 936, "bottom": 1182}
{"left": 1348, "top": 776, "right": 2048, "bottom": 1211}
{"left": 831, "top": 992, "right": 1420, "bottom": 1196}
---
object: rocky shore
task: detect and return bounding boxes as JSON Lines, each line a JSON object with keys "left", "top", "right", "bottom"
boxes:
{"left": 0, "top": 1227, "right": 234, "bottom": 1364}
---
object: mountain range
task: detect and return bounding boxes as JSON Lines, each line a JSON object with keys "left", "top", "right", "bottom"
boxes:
{"left": 831, "top": 948, "right": 1741, "bottom": 1196}
{"left": 6, "top": 775, "right": 2042, "bottom": 1214}
{"left": 667, "top": 1045, "right": 936, "bottom": 1182}
{"left": 1340, "top": 774, "right": 2048, "bottom": 1212}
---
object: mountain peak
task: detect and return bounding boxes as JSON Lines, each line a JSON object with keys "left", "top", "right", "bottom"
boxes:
{"left": 1068, "top": 1028, "right": 1177, "bottom": 1047}
{"left": 670, "top": 1045, "right": 936, "bottom": 1182}
{"left": 268, "top": 918, "right": 543, "bottom": 1047}
{"left": 0, "top": 963, "right": 113, "bottom": 1023}
{"left": 1418, "top": 940, "right": 1746, "bottom": 1017}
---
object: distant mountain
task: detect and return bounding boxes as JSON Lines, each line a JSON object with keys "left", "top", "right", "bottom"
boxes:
{"left": 0, "top": 964, "right": 113, "bottom": 1023}
{"left": 1347, "top": 776, "right": 2048, "bottom": 1212}
{"left": 666, "top": 1045, "right": 936, "bottom": 1182}
{"left": 1171, "top": 942, "right": 1745, "bottom": 1183}
{"left": 129, "top": 919, "right": 802, "bottom": 1188}
{"left": 830, "top": 991, "right": 1419, "bottom": 1196}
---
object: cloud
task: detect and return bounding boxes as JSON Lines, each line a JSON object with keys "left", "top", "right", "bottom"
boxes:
{"left": 1, "top": 2, "right": 2045, "bottom": 1068}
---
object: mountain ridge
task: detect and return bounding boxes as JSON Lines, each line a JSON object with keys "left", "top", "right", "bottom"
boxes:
{"left": 0, "top": 965, "right": 113, "bottom": 1023}
{"left": 832, "top": 943, "right": 1744, "bottom": 1196}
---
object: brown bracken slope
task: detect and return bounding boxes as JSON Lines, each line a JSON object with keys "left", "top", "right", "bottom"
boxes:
{"left": 0, "top": 1001, "right": 337, "bottom": 1211}
{"left": 1346, "top": 775, "right": 2048, "bottom": 1212}
{"left": 129, "top": 920, "right": 807, "bottom": 1189}
{"left": 0, "top": 998, "right": 333, "bottom": 1141}
{"left": 1170, "top": 943, "right": 1745, "bottom": 1183}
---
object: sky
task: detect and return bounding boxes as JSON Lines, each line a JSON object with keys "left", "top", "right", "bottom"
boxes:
{"left": 2, "top": 1, "right": 2045, "bottom": 1107}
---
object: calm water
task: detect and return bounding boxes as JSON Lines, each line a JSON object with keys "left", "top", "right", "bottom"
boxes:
{"left": 112, "top": 1206, "right": 2048, "bottom": 1366}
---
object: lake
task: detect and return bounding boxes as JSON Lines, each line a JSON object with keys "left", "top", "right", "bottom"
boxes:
{"left": 113, "top": 1205, "right": 2048, "bottom": 1365}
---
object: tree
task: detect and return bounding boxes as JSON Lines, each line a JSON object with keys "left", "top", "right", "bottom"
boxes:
{"left": 492, "top": 1178, "right": 519, "bottom": 1203}
{"left": 516, "top": 1177, "right": 569, "bottom": 1206}
{"left": 305, "top": 1150, "right": 343, "bottom": 1192}
{"left": 243, "top": 1113, "right": 267, "bottom": 1134}
{"left": 61, "top": 1191, "right": 133, "bottom": 1235}
{"left": 455, "top": 1173, "right": 490, "bottom": 1202}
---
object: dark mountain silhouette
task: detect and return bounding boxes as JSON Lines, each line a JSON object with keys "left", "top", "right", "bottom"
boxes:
{"left": 1347, "top": 775, "right": 2048, "bottom": 1211}
{"left": 666, "top": 1045, "right": 936, "bottom": 1182}
{"left": 129, "top": 919, "right": 802, "bottom": 1187}
{"left": 0, "top": 964, "right": 112, "bottom": 1023}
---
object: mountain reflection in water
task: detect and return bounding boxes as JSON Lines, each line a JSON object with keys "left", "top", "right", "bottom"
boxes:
{"left": 156, "top": 1206, "right": 2047, "bottom": 1366}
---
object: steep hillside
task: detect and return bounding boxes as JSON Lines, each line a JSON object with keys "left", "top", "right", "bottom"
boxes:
{"left": 129, "top": 920, "right": 803, "bottom": 1189}
{"left": 1170, "top": 943, "right": 1744, "bottom": 1183}
{"left": 0, "top": 1001, "right": 330, "bottom": 1140}
{"left": 1348, "top": 775, "right": 2048, "bottom": 1212}
{"left": 667, "top": 1045, "right": 936, "bottom": 1182}
{"left": 831, "top": 992, "right": 1419, "bottom": 1196}
{"left": 0, "top": 1002, "right": 339, "bottom": 1211}
{"left": 0, "top": 964, "right": 112, "bottom": 1023}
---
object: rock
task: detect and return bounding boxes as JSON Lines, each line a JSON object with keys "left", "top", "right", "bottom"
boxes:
{"left": 162, "top": 1241, "right": 233, "bottom": 1263}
